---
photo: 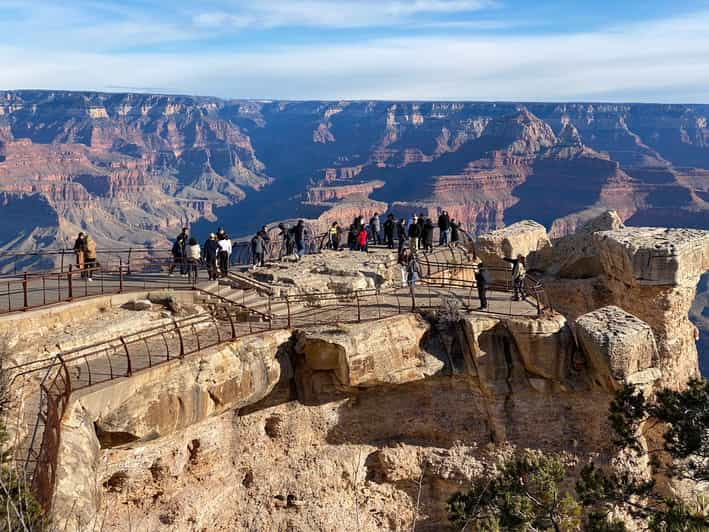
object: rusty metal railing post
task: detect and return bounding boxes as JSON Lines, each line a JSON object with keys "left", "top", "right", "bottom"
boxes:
{"left": 356, "top": 290, "right": 361, "bottom": 322}
{"left": 286, "top": 295, "right": 292, "bottom": 328}
{"left": 119, "top": 336, "right": 132, "bottom": 376}
{"left": 173, "top": 319, "right": 185, "bottom": 358}
{"left": 67, "top": 265, "right": 73, "bottom": 301}
{"left": 119, "top": 258, "right": 124, "bottom": 294}
{"left": 22, "top": 272, "right": 28, "bottom": 311}
{"left": 60, "top": 249, "right": 65, "bottom": 273}
{"left": 127, "top": 248, "right": 132, "bottom": 275}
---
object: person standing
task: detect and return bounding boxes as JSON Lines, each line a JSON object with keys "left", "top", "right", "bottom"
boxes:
{"left": 406, "top": 252, "right": 422, "bottom": 311}
{"left": 396, "top": 218, "right": 407, "bottom": 254}
{"left": 185, "top": 237, "right": 201, "bottom": 283}
{"left": 408, "top": 217, "right": 421, "bottom": 251}
{"left": 73, "top": 232, "right": 87, "bottom": 279}
{"left": 357, "top": 224, "right": 368, "bottom": 252}
{"left": 203, "top": 233, "right": 219, "bottom": 280}
{"left": 217, "top": 231, "right": 232, "bottom": 277}
{"left": 84, "top": 234, "right": 97, "bottom": 281}
{"left": 383, "top": 214, "right": 396, "bottom": 249}
{"left": 422, "top": 218, "right": 435, "bottom": 253}
{"left": 450, "top": 219, "right": 460, "bottom": 244}
{"left": 475, "top": 263, "right": 490, "bottom": 311}
{"left": 293, "top": 220, "right": 306, "bottom": 259}
{"left": 169, "top": 228, "right": 188, "bottom": 275}
{"left": 416, "top": 214, "right": 425, "bottom": 249}
{"left": 370, "top": 213, "right": 381, "bottom": 245}
{"left": 438, "top": 211, "right": 451, "bottom": 246}
{"left": 251, "top": 231, "right": 266, "bottom": 269}
{"left": 328, "top": 222, "right": 341, "bottom": 251}
{"left": 504, "top": 254, "right": 527, "bottom": 301}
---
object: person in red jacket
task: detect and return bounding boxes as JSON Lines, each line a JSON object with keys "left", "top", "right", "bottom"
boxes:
{"left": 357, "top": 225, "right": 368, "bottom": 252}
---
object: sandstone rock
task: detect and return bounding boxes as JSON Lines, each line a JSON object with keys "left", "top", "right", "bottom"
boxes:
{"left": 295, "top": 314, "right": 442, "bottom": 387}
{"left": 505, "top": 314, "right": 572, "bottom": 382}
{"left": 575, "top": 306, "right": 658, "bottom": 390}
{"left": 476, "top": 220, "right": 551, "bottom": 262}
{"left": 595, "top": 227, "right": 709, "bottom": 287}
{"left": 131, "top": 299, "right": 153, "bottom": 311}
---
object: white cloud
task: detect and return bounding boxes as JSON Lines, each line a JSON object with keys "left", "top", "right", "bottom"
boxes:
{"left": 2, "top": 9, "right": 709, "bottom": 102}
{"left": 193, "top": 0, "right": 494, "bottom": 29}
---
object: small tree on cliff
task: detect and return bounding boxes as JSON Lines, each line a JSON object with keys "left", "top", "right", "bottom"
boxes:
{"left": 576, "top": 379, "right": 709, "bottom": 531}
{"left": 447, "top": 451, "right": 582, "bottom": 531}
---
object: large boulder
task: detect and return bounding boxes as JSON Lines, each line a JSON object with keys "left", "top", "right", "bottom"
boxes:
{"left": 594, "top": 227, "right": 709, "bottom": 287}
{"left": 476, "top": 221, "right": 550, "bottom": 281}
{"left": 294, "top": 314, "right": 443, "bottom": 387}
{"left": 505, "top": 314, "right": 573, "bottom": 382}
{"left": 575, "top": 306, "right": 659, "bottom": 390}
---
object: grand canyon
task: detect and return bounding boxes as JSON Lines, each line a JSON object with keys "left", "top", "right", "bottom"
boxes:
{"left": 1, "top": 90, "right": 707, "bottom": 367}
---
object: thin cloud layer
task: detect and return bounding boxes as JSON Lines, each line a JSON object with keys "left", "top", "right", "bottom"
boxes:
{"left": 1, "top": 2, "right": 709, "bottom": 102}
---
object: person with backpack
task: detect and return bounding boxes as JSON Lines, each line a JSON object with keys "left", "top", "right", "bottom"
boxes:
{"left": 475, "top": 262, "right": 490, "bottom": 311}
{"left": 217, "top": 231, "right": 232, "bottom": 277}
{"left": 504, "top": 254, "right": 527, "bottom": 301}
{"left": 185, "top": 237, "right": 201, "bottom": 283}
{"left": 203, "top": 233, "right": 220, "bottom": 280}
{"left": 438, "top": 210, "right": 451, "bottom": 246}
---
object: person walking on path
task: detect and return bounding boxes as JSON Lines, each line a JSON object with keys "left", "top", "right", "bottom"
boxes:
{"left": 83, "top": 234, "right": 97, "bottom": 281}
{"left": 504, "top": 254, "right": 527, "bottom": 301}
{"left": 203, "top": 233, "right": 219, "bottom": 280}
{"left": 328, "top": 222, "right": 341, "bottom": 251}
{"left": 438, "top": 211, "right": 451, "bottom": 246}
{"left": 422, "top": 218, "right": 435, "bottom": 253}
{"left": 169, "top": 227, "right": 189, "bottom": 276}
{"left": 383, "top": 214, "right": 396, "bottom": 249}
{"left": 408, "top": 216, "right": 421, "bottom": 251}
{"left": 450, "top": 219, "right": 460, "bottom": 244}
{"left": 217, "top": 231, "right": 232, "bottom": 277}
{"left": 475, "top": 263, "right": 490, "bottom": 311}
{"left": 396, "top": 218, "right": 407, "bottom": 254}
{"left": 370, "top": 213, "right": 381, "bottom": 245}
{"left": 73, "top": 232, "right": 87, "bottom": 279}
{"left": 185, "top": 237, "right": 201, "bottom": 283}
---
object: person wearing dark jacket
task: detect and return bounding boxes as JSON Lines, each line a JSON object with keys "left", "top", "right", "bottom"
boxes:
{"left": 450, "top": 220, "right": 460, "bottom": 243}
{"left": 396, "top": 219, "right": 407, "bottom": 254}
{"left": 383, "top": 214, "right": 396, "bottom": 249}
{"left": 251, "top": 231, "right": 266, "bottom": 268}
{"left": 422, "top": 219, "right": 435, "bottom": 253}
{"left": 504, "top": 255, "right": 527, "bottom": 301}
{"left": 438, "top": 211, "right": 451, "bottom": 246}
{"left": 293, "top": 220, "right": 306, "bottom": 259}
{"left": 407, "top": 219, "right": 421, "bottom": 251}
{"left": 203, "top": 233, "right": 220, "bottom": 280}
{"left": 169, "top": 228, "right": 188, "bottom": 275}
{"left": 73, "top": 232, "right": 87, "bottom": 279}
{"left": 416, "top": 214, "right": 425, "bottom": 249}
{"left": 278, "top": 223, "right": 294, "bottom": 258}
{"left": 475, "top": 263, "right": 490, "bottom": 310}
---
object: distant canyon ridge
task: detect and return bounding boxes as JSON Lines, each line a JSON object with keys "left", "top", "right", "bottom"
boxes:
{"left": 1, "top": 90, "right": 708, "bottom": 364}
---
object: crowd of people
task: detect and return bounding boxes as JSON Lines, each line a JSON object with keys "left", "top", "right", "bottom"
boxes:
{"left": 71, "top": 210, "right": 529, "bottom": 312}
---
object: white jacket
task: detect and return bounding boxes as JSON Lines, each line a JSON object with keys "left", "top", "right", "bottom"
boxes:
{"left": 186, "top": 244, "right": 201, "bottom": 260}
{"left": 218, "top": 238, "right": 232, "bottom": 255}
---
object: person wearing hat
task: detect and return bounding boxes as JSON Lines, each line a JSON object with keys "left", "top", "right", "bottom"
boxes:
{"left": 203, "top": 233, "right": 220, "bottom": 280}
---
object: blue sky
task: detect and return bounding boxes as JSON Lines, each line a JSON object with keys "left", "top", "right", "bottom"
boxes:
{"left": 2, "top": 0, "right": 709, "bottom": 102}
